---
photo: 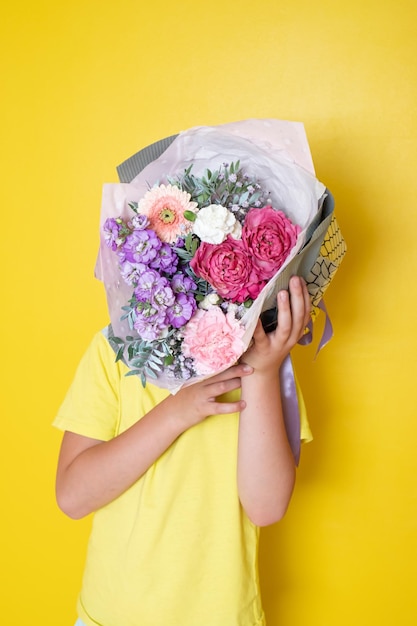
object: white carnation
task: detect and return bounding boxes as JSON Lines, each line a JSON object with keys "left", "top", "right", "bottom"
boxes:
{"left": 193, "top": 204, "right": 242, "bottom": 244}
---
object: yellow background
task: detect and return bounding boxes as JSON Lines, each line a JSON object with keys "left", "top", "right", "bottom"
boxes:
{"left": 2, "top": 1, "right": 416, "bottom": 624}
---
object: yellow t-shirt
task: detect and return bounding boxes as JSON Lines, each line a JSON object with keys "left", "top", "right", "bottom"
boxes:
{"left": 54, "top": 331, "right": 311, "bottom": 626}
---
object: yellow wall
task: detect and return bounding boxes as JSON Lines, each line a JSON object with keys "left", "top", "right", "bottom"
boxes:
{"left": 2, "top": 1, "right": 416, "bottom": 624}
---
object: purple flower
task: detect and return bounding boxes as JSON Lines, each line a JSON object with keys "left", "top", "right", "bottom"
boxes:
{"left": 120, "top": 229, "right": 162, "bottom": 264}
{"left": 167, "top": 292, "right": 197, "bottom": 328}
{"left": 130, "top": 213, "right": 150, "bottom": 230}
{"left": 152, "top": 280, "right": 175, "bottom": 309}
{"left": 133, "top": 269, "right": 164, "bottom": 301}
{"left": 120, "top": 261, "right": 147, "bottom": 286}
{"left": 103, "top": 218, "right": 125, "bottom": 250}
{"left": 133, "top": 307, "right": 168, "bottom": 341}
{"left": 171, "top": 273, "right": 197, "bottom": 294}
{"left": 149, "top": 242, "right": 179, "bottom": 274}
{"left": 174, "top": 237, "right": 185, "bottom": 249}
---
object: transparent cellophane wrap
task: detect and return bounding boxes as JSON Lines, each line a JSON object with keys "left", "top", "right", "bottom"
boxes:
{"left": 95, "top": 119, "right": 346, "bottom": 392}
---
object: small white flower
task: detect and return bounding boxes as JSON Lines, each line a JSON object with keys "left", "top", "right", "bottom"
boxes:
{"left": 193, "top": 204, "right": 242, "bottom": 244}
{"left": 199, "top": 293, "right": 221, "bottom": 310}
{"left": 225, "top": 302, "right": 239, "bottom": 316}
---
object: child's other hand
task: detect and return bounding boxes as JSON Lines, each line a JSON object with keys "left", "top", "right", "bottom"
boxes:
{"left": 169, "top": 362, "right": 253, "bottom": 430}
{"left": 241, "top": 276, "right": 311, "bottom": 373}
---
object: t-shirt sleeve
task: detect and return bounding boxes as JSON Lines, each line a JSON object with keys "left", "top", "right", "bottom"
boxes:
{"left": 296, "top": 377, "right": 313, "bottom": 444}
{"left": 52, "top": 331, "right": 121, "bottom": 441}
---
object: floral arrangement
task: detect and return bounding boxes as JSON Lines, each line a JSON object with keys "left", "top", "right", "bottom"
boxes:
{"left": 103, "top": 161, "right": 302, "bottom": 386}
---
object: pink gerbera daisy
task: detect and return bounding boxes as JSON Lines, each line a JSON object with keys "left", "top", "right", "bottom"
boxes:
{"left": 138, "top": 184, "right": 198, "bottom": 243}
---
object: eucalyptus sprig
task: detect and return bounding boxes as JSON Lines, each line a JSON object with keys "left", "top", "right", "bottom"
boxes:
{"left": 108, "top": 331, "right": 178, "bottom": 387}
{"left": 169, "top": 162, "right": 268, "bottom": 219}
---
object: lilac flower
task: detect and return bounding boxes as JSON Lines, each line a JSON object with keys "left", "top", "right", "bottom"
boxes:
{"left": 167, "top": 292, "right": 196, "bottom": 328}
{"left": 134, "top": 269, "right": 165, "bottom": 301}
{"left": 171, "top": 273, "right": 197, "bottom": 294}
{"left": 152, "top": 280, "right": 175, "bottom": 309}
{"left": 133, "top": 307, "right": 168, "bottom": 341}
{"left": 174, "top": 237, "right": 185, "bottom": 249}
{"left": 120, "top": 261, "right": 147, "bottom": 286}
{"left": 228, "top": 173, "right": 237, "bottom": 183}
{"left": 130, "top": 213, "right": 150, "bottom": 230}
{"left": 120, "top": 229, "right": 162, "bottom": 264}
{"left": 103, "top": 218, "right": 125, "bottom": 251}
{"left": 149, "top": 242, "right": 179, "bottom": 274}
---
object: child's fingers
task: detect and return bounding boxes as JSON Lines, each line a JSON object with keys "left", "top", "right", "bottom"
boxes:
{"left": 206, "top": 398, "right": 247, "bottom": 415}
{"left": 288, "top": 276, "right": 310, "bottom": 336}
{"left": 275, "top": 277, "right": 309, "bottom": 344}
{"left": 205, "top": 375, "right": 245, "bottom": 401}
{"left": 276, "top": 289, "right": 292, "bottom": 338}
{"left": 207, "top": 363, "right": 253, "bottom": 385}
{"left": 198, "top": 364, "right": 252, "bottom": 398}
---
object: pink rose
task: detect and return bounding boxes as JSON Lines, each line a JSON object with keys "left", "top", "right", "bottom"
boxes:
{"left": 242, "top": 206, "right": 301, "bottom": 280}
{"left": 181, "top": 307, "right": 245, "bottom": 376}
{"left": 190, "top": 235, "right": 264, "bottom": 302}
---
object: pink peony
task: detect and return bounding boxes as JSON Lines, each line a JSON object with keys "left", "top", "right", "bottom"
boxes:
{"left": 190, "top": 235, "right": 264, "bottom": 303}
{"left": 242, "top": 206, "right": 300, "bottom": 280}
{"left": 181, "top": 307, "right": 245, "bottom": 376}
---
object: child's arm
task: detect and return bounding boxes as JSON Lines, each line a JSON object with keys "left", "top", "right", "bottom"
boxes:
{"left": 56, "top": 363, "right": 252, "bottom": 519}
{"left": 237, "top": 276, "right": 311, "bottom": 527}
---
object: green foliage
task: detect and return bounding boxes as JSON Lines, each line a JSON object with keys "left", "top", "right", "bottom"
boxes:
{"left": 109, "top": 329, "right": 179, "bottom": 388}
{"left": 169, "top": 161, "right": 267, "bottom": 212}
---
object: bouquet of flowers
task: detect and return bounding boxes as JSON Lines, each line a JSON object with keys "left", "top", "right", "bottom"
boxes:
{"left": 96, "top": 120, "right": 329, "bottom": 392}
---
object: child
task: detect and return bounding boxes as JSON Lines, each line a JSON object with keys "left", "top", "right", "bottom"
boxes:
{"left": 54, "top": 275, "right": 311, "bottom": 626}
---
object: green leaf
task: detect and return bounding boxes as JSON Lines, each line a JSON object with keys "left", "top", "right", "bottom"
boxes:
{"left": 184, "top": 232, "right": 194, "bottom": 252}
{"left": 125, "top": 369, "right": 143, "bottom": 377}
{"left": 115, "top": 346, "right": 124, "bottom": 362}
{"left": 190, "top": 237, "right": 198, "bottom": 255}
{"left": 149, "top": 354, "right": 163, "bottom": 366}
{"left": 184, "top": 210, "right": 197, "bottom": 222}
{"left": 128, "top": 201, "right": 139, "bottom": 213}
{"left": 152, "top": 349, "right": 167, "bottom": 358}
{"left": 144, "top": 366, "right": 158, "bottom": 379}
{"left": 109, "top": 336, "right": 124, "bottom": 345}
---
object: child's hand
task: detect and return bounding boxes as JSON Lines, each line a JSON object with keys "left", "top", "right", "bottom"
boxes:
{"left": 241, "top": 276, "right": 311, "bottom": 373}
{"left": 169, "top": 362, "right": 253, "bottom": 430}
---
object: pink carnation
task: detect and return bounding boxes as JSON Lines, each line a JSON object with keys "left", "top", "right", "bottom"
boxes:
{"left": 181, "top": 307, "right": 245, "bottom": 376}
{"left": 242, "top": 206, "right": 300, "bottom": 280}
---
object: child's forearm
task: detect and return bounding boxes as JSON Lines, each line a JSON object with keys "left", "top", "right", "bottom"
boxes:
{"left": 237, "top": 371, "right": 296, "bottom": 527}
{"left": 56, "top": 363, "right": 251, "bottom": 520}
